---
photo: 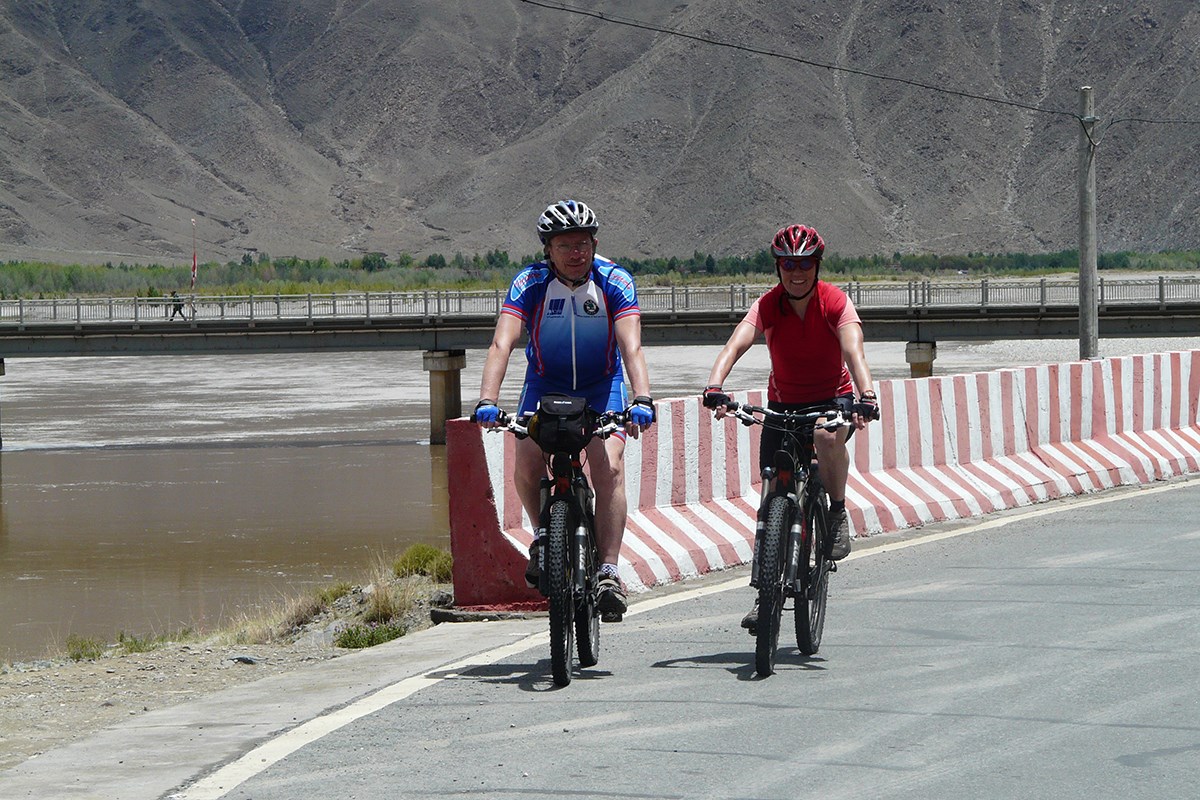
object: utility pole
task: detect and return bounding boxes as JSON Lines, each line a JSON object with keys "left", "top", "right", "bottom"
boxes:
{"left": 1078, "top": 86, "right": 1099, "bottom": 359}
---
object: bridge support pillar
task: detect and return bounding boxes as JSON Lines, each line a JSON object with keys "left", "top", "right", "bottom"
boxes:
{"left": 905, "top": 341, "right": 937, "bottom": 378}
{"left": 423, "top": 349, "right": 467, "bottom": 445}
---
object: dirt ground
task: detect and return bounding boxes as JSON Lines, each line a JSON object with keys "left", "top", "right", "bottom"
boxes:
{"left": 0, "top": 638, "right": 342, "bottom": 771}
{"left": 0, "top": 578, "right": 449, "bottom": 772}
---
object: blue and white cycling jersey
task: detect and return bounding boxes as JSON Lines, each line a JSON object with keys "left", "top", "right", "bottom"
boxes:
{"left": 501, "top": 256, "right": 641, "bottom": 391}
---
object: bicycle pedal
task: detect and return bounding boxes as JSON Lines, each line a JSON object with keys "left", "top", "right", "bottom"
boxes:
{"left": 829, "top": 561, "right": 838, "bottom": 573}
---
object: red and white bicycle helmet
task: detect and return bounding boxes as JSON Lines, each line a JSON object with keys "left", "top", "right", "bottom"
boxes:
{"left": 771, "top": 224, "right": 825, "bottom": 260}
{"left": 537, "top": 200, "right": 599, "bottom": 244}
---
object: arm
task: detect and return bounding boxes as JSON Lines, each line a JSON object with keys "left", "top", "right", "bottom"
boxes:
{"left": 478, "top": 312, "right": 523, "bottom": 412}
{"left": 837, "top": 322, "right": 876, "bottom": 428}
{"left": 614, "top": 314, "right": 650, "bottom": 399}
{"left": 614, "top": 314, "right": 652, "bottom": 437}
{"left": 704, "top": 320, "right": 759, "bottom": 418}
{"left": 706, "top": 320, "right": 759, "bottom": 388}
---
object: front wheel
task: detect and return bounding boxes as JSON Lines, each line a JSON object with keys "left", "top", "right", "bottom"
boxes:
{"left": 546, "top": 500, "right": 575, "bottom": 686}
{"left": 755, "top": 494, "right": 791, "bottom": 677}
{"left": 795, "top": 488, "right": 830, "bottom": 655}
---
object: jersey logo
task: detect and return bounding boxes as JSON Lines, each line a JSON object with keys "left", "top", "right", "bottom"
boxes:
{"left": 583, "top": 299, "right": 599, "bottom": 315}
{"left": 547, "top": 298, "right": 566, "bottom": 316}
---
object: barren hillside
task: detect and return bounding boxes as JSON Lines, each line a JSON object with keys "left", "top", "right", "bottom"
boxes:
{"left": 1, "top": 0, "right": 1197, "bottom": 265}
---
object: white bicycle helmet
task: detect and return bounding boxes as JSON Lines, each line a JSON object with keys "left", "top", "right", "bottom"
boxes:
{"left": 537, "top": 200, "right": 598, "bottom": 243}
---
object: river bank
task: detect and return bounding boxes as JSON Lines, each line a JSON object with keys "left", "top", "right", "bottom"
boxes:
{"left": 0, "top": 566, "right": 453, "bottom": 771}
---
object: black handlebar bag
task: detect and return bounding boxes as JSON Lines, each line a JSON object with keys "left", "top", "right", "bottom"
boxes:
{"left": 528, "top": 393, "right": 597, "bottom": 453}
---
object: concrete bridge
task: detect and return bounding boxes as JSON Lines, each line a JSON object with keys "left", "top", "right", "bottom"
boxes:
{"left": 2, "top": 276, "right": 1198, "bottom": 440}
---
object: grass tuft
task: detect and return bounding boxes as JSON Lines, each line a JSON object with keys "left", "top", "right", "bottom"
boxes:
{"left": 116, "top": 631, "right": 173, "bottom": 654}
{"left": 393, "top": 543, "right": 453, "bottom": 582}
{"left": 334, "top": 622, "right": 407, "bottom": 649}
{"left": 65, "top": 634, "right": 104, "bottom": 662}
{"left": 316, "top": 581, "right": 353, "bottom": 606}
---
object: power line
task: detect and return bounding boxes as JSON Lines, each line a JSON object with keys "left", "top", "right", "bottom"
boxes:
{"left": 1107, "top": 116, "right": 1200, "bottom": 127}
{"left": 516, "top": 0, "right": 1200, "bottom": 128}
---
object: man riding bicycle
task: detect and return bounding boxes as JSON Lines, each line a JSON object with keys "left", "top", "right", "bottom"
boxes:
{"left": 702, "top": 224, "right": 879, "bottom": 629}
{"left": 474, "top": 200, "right": 654, "bottom": 620}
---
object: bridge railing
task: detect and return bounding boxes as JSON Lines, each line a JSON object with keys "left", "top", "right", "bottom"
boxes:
{"left": 2, "top": 277, "right": 1199, "bottom": 327}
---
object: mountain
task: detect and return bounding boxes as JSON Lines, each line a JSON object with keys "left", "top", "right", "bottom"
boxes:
{"left": 1, "top": 0, "right": 1197, "bottom": 266}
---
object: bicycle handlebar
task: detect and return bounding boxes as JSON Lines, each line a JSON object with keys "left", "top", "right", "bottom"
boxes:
{"left": 723, "top": 400, "right": 851, "bottom": 432}
{"left": 471, "top": 408, "right": 629, "bottom": 441}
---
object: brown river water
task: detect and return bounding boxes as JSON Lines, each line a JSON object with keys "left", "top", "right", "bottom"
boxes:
{"left": 1, "top": 336, "right": 1193, "bottom": 662}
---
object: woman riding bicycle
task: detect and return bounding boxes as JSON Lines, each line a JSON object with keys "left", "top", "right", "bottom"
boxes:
{"left": 702, "top": 224, "right": 880, "bottom": 629}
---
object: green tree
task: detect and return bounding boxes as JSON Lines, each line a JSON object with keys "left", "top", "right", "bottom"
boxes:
{"left": 361, "top": 252, "right": 389, "bottom": 272}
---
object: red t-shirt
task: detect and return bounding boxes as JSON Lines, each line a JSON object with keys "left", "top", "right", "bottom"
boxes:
{"left": 742, "top": 282, "right": 861, "bottom": 403}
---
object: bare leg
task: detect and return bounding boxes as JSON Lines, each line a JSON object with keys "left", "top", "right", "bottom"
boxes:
{"left": 585, "top": 434, "right": 627, "bottom": 565}
{"left": 513, "top": 437, "right": 547, "bottom": 527}
{"left": 813, "top": 426, "right": 851, "bottom": 502}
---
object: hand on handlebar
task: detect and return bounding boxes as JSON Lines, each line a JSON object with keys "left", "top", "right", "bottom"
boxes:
{"left": 625, "top": 395, "right": 655, "bottom": 439}
{"left": 702, "top": 384, "right": 733, "bottom": 418}
{"left": 472, "top": 399, "right": 503, "bottom": 427}
{"left": 850, "top": 391, "right": 880, "bottom": 427}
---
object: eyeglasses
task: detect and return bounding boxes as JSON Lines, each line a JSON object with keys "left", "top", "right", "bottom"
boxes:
{"left": 550, "top": 240, "right": 594, "bottom": 254}
{"left": 777, "top": 256, "right": 819, "bottom": 272}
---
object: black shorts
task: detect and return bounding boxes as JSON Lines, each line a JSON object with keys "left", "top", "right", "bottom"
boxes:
{"left": 759, "top": 394, "right": 854, "bottom": 472}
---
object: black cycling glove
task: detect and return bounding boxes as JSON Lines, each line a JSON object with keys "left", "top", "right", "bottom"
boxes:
{"left": 851, "top": 391, "right": 880, "bottom": 422}
{"left": 702, "top": 384, "right": 731, "bottom": 409}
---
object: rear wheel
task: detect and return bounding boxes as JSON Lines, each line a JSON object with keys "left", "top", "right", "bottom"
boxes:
{"left": 575, "top": 519, "right": 600, "bottom": 669}
{"left": 796, "top": 488, "right": 830, "bottom": 655}
{"left": 755, "top": 495, "right": 791, "bottom": 677}
{"left": 546, "top": 500, "right": 575, "bottom": 686}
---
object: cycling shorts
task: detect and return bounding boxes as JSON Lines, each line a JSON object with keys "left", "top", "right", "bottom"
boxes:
{"left": 759, "top": 394, "right": 854, "bottom": 472}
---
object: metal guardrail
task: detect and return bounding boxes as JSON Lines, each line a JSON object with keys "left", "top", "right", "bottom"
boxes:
{"left": 2, "top": 277, "right": 1199, "bottom": 328}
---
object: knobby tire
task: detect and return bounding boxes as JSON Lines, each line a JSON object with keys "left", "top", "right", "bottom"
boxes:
{"left": 755, "top": 494, "right": 791, "bottom": 677}
{"left": 547, "top": 500, "right": 575, "bottom": 686}
{"left": 796, "top": 487, "right": 830, "bottom": 655}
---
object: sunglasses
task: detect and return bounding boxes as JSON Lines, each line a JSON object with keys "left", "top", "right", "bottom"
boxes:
{"left": 777, "top": 256, "right": 819, "bottom": 272}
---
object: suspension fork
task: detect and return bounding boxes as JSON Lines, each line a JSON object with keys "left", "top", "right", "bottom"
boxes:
{"left": 572, "top": 472, "right": 594, "bottom": 593}
{"left": 787, "top": 471, "right": 814, "bottom": 594}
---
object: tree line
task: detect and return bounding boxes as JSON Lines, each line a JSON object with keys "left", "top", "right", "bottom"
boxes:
{"left": 1, "top": 248, "right": 1197, "bottom": 298}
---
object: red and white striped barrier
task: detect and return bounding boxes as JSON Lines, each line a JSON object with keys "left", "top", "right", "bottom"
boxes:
{"left": 446, "top": 350, "right": 1200, "bottom": 609}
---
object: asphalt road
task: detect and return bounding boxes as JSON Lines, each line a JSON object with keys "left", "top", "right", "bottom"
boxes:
{"left": 7, "top": 479, "right": 1200, "bottom": 800}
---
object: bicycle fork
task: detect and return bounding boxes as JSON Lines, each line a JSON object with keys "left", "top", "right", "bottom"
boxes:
{"left": 572, "top": 477, "right": 595, "bottom": 595}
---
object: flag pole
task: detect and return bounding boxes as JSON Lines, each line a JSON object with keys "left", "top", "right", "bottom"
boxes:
{"left": 191, "top": 218, "right": 197, "bottom": 290}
